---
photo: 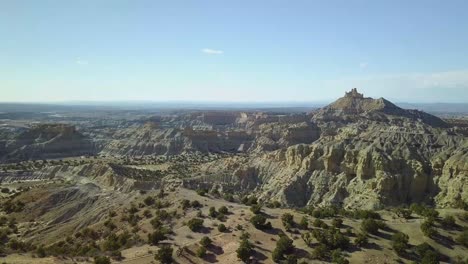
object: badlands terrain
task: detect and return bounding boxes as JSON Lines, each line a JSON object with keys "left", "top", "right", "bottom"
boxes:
{"left": 0, "top": 89, "right": 467, "bottom": 264}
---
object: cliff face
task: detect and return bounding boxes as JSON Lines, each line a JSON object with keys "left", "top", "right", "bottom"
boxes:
{"left": 100, "top": 113, "right": 319, "bottom": 156}
{"left": 197, "top": 90, "right": 467, "bottom": 209}
{"left": 2, "top": 124, "right": 95, "bottom": 161}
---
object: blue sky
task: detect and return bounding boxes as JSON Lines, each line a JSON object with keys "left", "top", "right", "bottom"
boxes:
{"left": 1, "top": 0, "right": 468, "bottom": 103}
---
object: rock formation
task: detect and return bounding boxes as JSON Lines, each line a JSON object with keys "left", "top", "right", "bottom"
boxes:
{"left": 196, "top": 89, "right": 467, "bottom": 209}
{"left": 1, "top": 124, "right": 95, "bottom": 162}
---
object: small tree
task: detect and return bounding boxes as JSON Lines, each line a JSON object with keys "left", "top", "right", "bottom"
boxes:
{"left": 281, "top": 213, "right": 294, "bottom": 230}
{"left": 361, "top": 219, "right": 379, "bottom": 234}
{"left": 143, "top": 196, "right": 155, "bottom": 206}
{"left": 181, "top": 199, "right": 190, "bottom": 209}
{"left": 148, "top": 229, "right": 167, "bottom": 245}
{"left": 354, "top": 232, "right": 368, "bottom": 247}
{"left": 219, "top": 206, "right": 229, "bottom": 214}
{"left": 218, "top": 224, "right": 227, "bottom": 232}
{"left": 250, "top": 215, "right": 271, "bottom": 230}
{"left": 415, "top": 242, "right": 439, "bottom": 264}
{"left": 313, "top": 219, "right": 327, "bottom": 229}
{"left": 236, "top": 237, "right": 253, "bottom": 263}
{"left": 455, "top": 229, "right": 468, "bottom": 247}
{"left": 421, "top": 221, "right": 437, "bottom": 238}
{"left": 312, "top": 244, "right": 328, "bottom": 260}
{"left": 332, "top": 218, "right": 343, "bottom": 228}
{"left": 209, "top": 207, "right": 218, "bottom": 218}
{"left": 391, "top": 232, "right": 409, "bottom": 256}
{"left": 200, "top": 236, "right": 212, "bottom": 247}
{"left": 187, "top": 218, "right": 204, "bottom": 232}
{"left": 94, "top": 256, "right": 111, "bottom": 264}
{"left": 250, "top": 204, "right": 262, "bottom": 214}
{"left": 299, "top": 216, "right": 308, "bottom": 229}
{"left": 440, "top": 215, "right": 456, "bottom": 229}
{"left": 155, "top": 244, "right": 173, "bottom": 264}
{"left": 331, "top": 249, "right": 349, "bottom": 264}
{"left": 196, "top": 246, "right": 207, "bottom": 258}
{"left": 272, "top": 235, "right": 295, "bottom": 262}
{"left": 196, "top": 189, "right": 207, "bottom": 196}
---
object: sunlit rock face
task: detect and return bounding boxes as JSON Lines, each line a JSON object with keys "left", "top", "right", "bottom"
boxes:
{"left": 195, "top": 89, "right": 467, "bottom": 209}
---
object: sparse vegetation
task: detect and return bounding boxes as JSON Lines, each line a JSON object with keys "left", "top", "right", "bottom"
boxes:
{"left": 200, "top": 236, "right": 212, "bottom": 247}
{"left": 272, "top": 235, "right": 295, "bottom": 263}
{"left": 250, "top": 204, "right": 262, "bottom": 214}
{"left": 250, "top": 214, "right": 272, "bottom": 230}
{"left": 237, "top": 232, "right": 253, "bottom": 263}
{"left": 196, "top": 246, "right": 207, "bottom": 258}
{"left": 455, "top": 229, "right": 468, "bottom": 247}
{"left": 391, "top": 232, "right": 409, "bottom": 256}
{"left": 281, "top": 213, "right": 294, "bottom": 230}
{"left": 218, "top": 223, "right": 227, "bottom": 232}
{"left": 155, "top": 244, "right": 173, "bottom": 264}
{"left": 187, "top": 218, "right": 204, "bottom": 232}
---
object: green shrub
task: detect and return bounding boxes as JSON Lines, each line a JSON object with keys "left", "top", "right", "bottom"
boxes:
{"left": 250, "top": 204, "right": 262, "bottom": 214}
{"left": 440, "top": 215, "right": 456, "bottom": 228}
{"left": 236, "top": 237, "right": 253, "bottom": 262}
{"left": 219, "top": 206, "right": 229, "bottom": 214}
{"left": 312, "top": 244, "right": 329, "bottom": 260}
{"left": 421, "top": 220, "right": 438, "bottom": 238}
{"left": 223, "top": 193, "right": 234, "bottom": 202}
{"left": 181, "top": 199, "right": 191, "bottom": 209}
{"left": 94, "top": 256, "right": 111, "bottom": 264}
{"left": 331, "top": 249, "right": 349, "bottom": 264}
{"left": 209, "top": 206, "right": 218, "bottom": 217}
{"left": 36, "top": 245, "right": 46, "bottom": 258}
{"left": 272, "top": 235, "right": 295, "bottom": 262}
{"left": 354, "top": 232, "right": 368, "bottom": 247}
{"left": 191, "top": 200, "right": 202, "bottom": 208}
{"left": 332, "top": 218, "right": 343, "bottom": 228}
{"left": 155, "top": 244, "right": 173, "bottom": 264}
{"left": 299, "top": 216, "right": 308, "bottom": 229}
{"left": 242, "top": 196, "right": 258, "bottom": 205}
{"left": 143, "top": 196, "right": 155, "bottom": 206}
{"left": 281, "top": 213, "right": 294, "bottom": 230}
{"left": 250, "top": 214, "right": 272, "bottom": 230}
{"left": 218, "top": 224, "right": 227, "bottom": 232}
{"left": 455, "top": 229, "right": 468, "bottom": 247}
{"left": 200, "top": 236, "right": 212, "bottom": 247}
{"left": 196, "top": 246, "right": 207, "bottom": 258}
{"left": 415, "top": 242, "right": 439, "bottom": 264}
{"left": 148, "top": 229, "right": 168, "bottom": 245}
{"left": 196, "top": 189, "right": 207, "bottom": 196}
{"left": 391, "top": 232, "right": 409, "bottom": 255}
{"left": 313, "top": 219, "right": 328, "bottom": 229}
{"left": 352, "top": 209, "right": 380, "bottom": 220}
{"left": 361, "top": 219, "right": 380, "bottom": 234}
{"left": 187, "top": 218, "right": 204, "bottom": 232}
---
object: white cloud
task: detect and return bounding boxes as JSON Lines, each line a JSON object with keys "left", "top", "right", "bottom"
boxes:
{"left": 359, "top": 62, "right": 368, "bottom": 69}
{"left": 76, "top": 58, "right": 88, "bottom": 65}
{"left": 201, "top": 48, "right": 224, "bottom": 55}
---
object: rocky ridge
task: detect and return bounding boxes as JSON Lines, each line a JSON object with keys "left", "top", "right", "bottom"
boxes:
{"left": 194, "top": 89, "right": 467, "bottom": 209}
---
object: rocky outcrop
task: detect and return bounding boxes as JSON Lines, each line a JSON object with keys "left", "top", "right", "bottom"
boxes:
{"left": 100, "top": 112, "right": 319, "bottom": 156}
{"left": 314, "top": 88, "right": 448, "bottom": 127}
{"left": 1, "top": 124, "right": 95, "bottom": 161}
{"left": 196, "top": 90, "right": 467, "bottom": 209}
